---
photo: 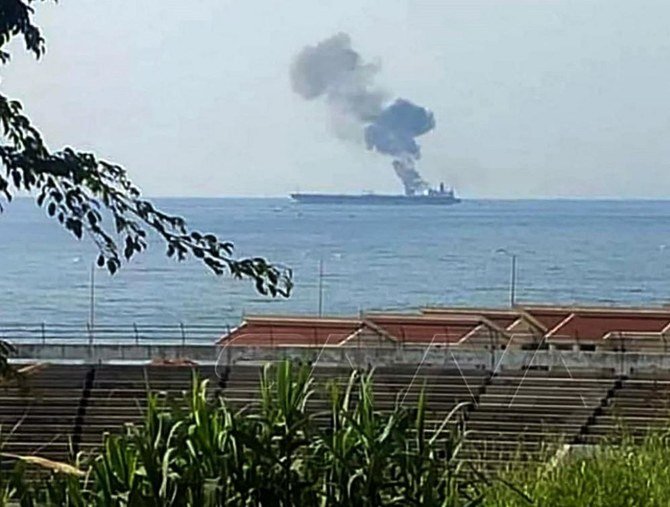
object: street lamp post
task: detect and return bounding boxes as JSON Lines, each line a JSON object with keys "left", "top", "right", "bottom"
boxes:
{"left": 318, "top": 258, "right": 324, "bottom": 317}
{"left": 496, "top": 249, "right": 517, "bottom": 307}
{"left": 510, "top": 254, "right": 516, "bottom": 307}
{"left": 90, "top": 262, "right": 95, "bottom": 330}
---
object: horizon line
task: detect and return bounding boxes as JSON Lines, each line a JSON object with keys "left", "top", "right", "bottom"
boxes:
{"left": 10, "top": 195, "right": 670, "bottom": 202}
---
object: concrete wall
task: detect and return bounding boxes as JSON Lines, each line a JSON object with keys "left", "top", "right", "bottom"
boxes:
{"left": 12, "top": 342, "right": 670, "bottom": 373}
{"left": 13, "top": 343, "right": 218, "bottom": 363}
{"left": 217, "top": 345, "right": 670, "bottom": 374}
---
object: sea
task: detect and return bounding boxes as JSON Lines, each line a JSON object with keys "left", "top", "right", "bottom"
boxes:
{"left": 2, "top": 198, "right": 670, "bottom": 331}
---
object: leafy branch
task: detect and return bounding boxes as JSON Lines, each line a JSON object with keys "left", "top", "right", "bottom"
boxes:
{"left": 0, "top": 0, "right": 291, "bottom": 296}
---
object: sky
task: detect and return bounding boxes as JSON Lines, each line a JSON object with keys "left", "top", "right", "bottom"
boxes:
{"left": 3, "top": 0, "right": 670, "bottom": 199}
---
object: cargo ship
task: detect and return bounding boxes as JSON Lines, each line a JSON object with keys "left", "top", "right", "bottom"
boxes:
{"left": 291, "top": 159, "right": 460, "bottom": 205}
{"left": 291, "top": 182, "right": 460, "bottom": 206}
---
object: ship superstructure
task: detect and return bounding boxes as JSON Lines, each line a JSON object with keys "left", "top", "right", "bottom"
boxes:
{"left": 290, "top": 179, "right": 460, "bottom": 206}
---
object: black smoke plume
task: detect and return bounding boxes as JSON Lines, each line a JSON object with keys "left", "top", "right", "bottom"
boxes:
{"left": 290, "top": 33, "right": 435, "bottom": 195}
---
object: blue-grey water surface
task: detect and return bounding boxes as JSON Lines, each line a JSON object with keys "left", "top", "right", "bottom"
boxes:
{"left": 2, "top": 198, "right": 670, "bottom": 328}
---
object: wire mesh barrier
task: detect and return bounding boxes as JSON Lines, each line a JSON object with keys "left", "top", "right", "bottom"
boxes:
{"left": 2, "top": 322, "right": 670, "bottom": 374}
{"left": 0, "top": 322, "right": 230, "bottom": 346}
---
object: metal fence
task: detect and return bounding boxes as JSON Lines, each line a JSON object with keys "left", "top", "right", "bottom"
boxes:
{"left": 0, "top": 322, "right": 231, "bottom": 346}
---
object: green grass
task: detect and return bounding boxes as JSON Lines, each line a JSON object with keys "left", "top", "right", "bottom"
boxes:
{"left": 485, "top": 432, "right": 670, "bottom": 506}
{"left": 0, "top": 360, "right": 486, "bottom": 506}
{"left": 3, "top": 361, "right": 670, "bottom": 506}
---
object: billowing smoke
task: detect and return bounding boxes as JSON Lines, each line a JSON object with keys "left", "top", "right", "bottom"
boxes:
{"left": 290, "top": 33, "right": 436, "bottom": 196}
{"left": 393, "top": 158, "right": 429, "bottom": 195}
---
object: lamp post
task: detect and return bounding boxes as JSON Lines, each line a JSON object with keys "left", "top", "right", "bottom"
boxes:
{"left": 496, "top": 248, "right": 517, "bottom": 307}
{"left": 317, "top": 257, "right": 324, "bottom": 317}
{"left": 89, "top": 262, "right": 95, "bottom": 329}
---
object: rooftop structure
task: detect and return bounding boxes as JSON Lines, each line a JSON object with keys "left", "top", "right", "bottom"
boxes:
{"left": 219, "top": 305, "right": 670, "bottom": 352}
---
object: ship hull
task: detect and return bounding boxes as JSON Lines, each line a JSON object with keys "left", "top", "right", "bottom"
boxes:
{"left": 290, "top": 193, "right": 461, "bottom": 205}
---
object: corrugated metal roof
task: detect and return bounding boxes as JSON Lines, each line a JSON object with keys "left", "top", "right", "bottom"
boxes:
{"left": 218, "top": 317, "right": 361, "bottom": 347}
{"left": 217, "top": 305, "right": 670, "bottom": 348}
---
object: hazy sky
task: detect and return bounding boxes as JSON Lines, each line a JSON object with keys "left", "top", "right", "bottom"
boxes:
{"left": 4, "top": 0, "right": 670, "bottom": 198}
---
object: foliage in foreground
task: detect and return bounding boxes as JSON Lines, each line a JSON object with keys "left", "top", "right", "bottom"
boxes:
{"left": 486, "top": 432, "right": 670, "bottom": 507}
{"left": 8, "top": 360, "right": 670, "bottom": 506}
{"left": 0, "top": 340, "right": 15, "bottom": 383}
{"left": 1, "top": 361, "right": 483, "bottom": 506}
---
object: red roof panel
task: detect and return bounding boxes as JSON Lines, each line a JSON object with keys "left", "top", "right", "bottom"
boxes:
{"left": 367, "top": 315, "right": 481, "bottom": 344}
{"left": 422, "top": 308, "right": 518, "bottom": 329}
{"left": 525, "top": 309, "right": 572, "bottom": 330}
{"left": 219, "top": 318, "right": 361, "bottom": 347}
{"left": 550, "top": 314, "right": 670, "bottom": 341}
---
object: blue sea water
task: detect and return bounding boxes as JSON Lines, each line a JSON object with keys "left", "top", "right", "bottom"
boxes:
{"left": 1, "top": 198, "right": 670, "bottom": 329}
